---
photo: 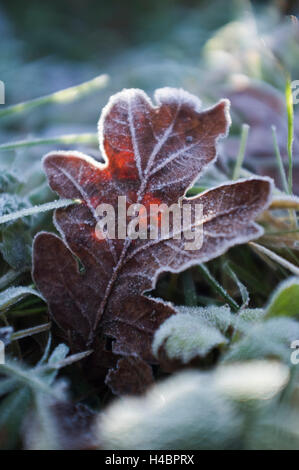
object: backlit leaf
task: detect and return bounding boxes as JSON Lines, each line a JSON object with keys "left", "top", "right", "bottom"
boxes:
{"left": 266, "top": 277, "right": 299, "bottom": 318}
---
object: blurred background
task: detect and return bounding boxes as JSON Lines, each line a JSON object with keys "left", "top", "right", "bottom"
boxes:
{"left": 0, "top": 0, "right": 299, "bottom": 192}
{"left": 1, "top": 1, "right": 298, "bottom": 97}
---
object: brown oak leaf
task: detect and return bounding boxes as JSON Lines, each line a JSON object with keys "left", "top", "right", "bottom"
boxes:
{"left": 33, "top": 88, "right": 273, "bottom": 395}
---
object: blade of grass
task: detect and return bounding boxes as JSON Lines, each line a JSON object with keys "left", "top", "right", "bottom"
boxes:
{"left": 0, "top": 378, "right": 18, "bottom": 397}
{"left": 11, "top": 323, "right": 51, "bottom": 341}
{"left": 1, "top": 362, "right": 63, "bottom": 398}
{"left": 0, "top": 286, "right": 44, "bottom": 313}
{"left": 13, "top": 296, "right": 44, "bottom": 310}
{"left": 270, "top": 195, "right": 299, "bottom": 210}
{"left": 8, "top": 307, "right": 47, "bottom": 317}
{"left": 0, "top": 198, "right": 80, "bottom": 225}
{"left": 0, "top": 270, "right": 21, "bottom": 290}
{"left": 272, "top": 125, "right": 289, "bottom": 193}
{"left": 35, "top": 350, "right": 93, "bottom": 372}
{"left": 197, "top": 263, "right": 239, "bottom": 311}
{"left": 0, "top": 133, "right": 98, "bottom": 152}
{"left": 232, "top": 124, "right": 250, "bottom": 180}
{"left": 0, "top": 74, "right": 109, "bottom": 119}
{"left": 182, "top": 270, "right": 197, "bottom": 306}
{"left": 249, "top": 242, "right": 299, "bottom": 276}
{"left": 283, "top": 246, "right": 299, "bottom": 266}
{"left": 187, "top": 186, "right": 207, "bottom": 196}
{"left": 38, "top": 334, "right": 52, "bottom": 365}
{"left": 224, "top": 262, "right": 249, "bottom": 308}
{"left": 265, "top": 228, "right": 299, "bottom": 235}
{"left": 226, "top": 260, "right": 270, "bottom": 297}
{"left": 286, "top": 77, "right": 294, "bottom": 194}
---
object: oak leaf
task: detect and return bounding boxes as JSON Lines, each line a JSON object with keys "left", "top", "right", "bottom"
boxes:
{"left": 33, "top": 88, "right": 272, "bottom": 394}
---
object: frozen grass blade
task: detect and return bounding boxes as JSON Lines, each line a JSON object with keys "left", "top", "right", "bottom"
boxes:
{"left": 0, "top": 133, "right": 98, "bottom": 152}
{"left": 265, "top": 228, "right": 299, "bottom": 235}
{"left": 8, "top": 307, "right": 47, "bottom": 317}
{"left": 0, "top": 286, "right": 44, "bottom": 312}
{"left": 182, "top": 271, "right": 198, "bottom": 306}
{"left": 0, "top": 270, "right": 21, "bottom": 290}
{"left": 232, "top": 124, "right": 249, "bottom": 180}
{"left": 270, "top": 194, "right": 299, "bottom": 210}
{"left": 197, "top": 264, "right": 239, "bottom": 311}
{"left": 0, "top": 198, "right": 81, "bottom": 225}
{"left": 249, "top": 242, "right": 299, "bottom": 276}
{"left": 272, "top": 125, "right": 289, "bottom": 194}
{"left": 285, "top": 77, "right": 294, "bottom": 194}
{"left": 0, "top": 74, "right": 109, "bottom": 119}
{"left": 11, "top": 323, "right": 51, "bottom": 341}
{"left": 224, "top": 262, "right": 249, "bottom": 308}
{"left": 0, "top": 362, "right": 63, "bottom": 398}
{"left": 35, "top": 350, "right": 93, "bottom": 371}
